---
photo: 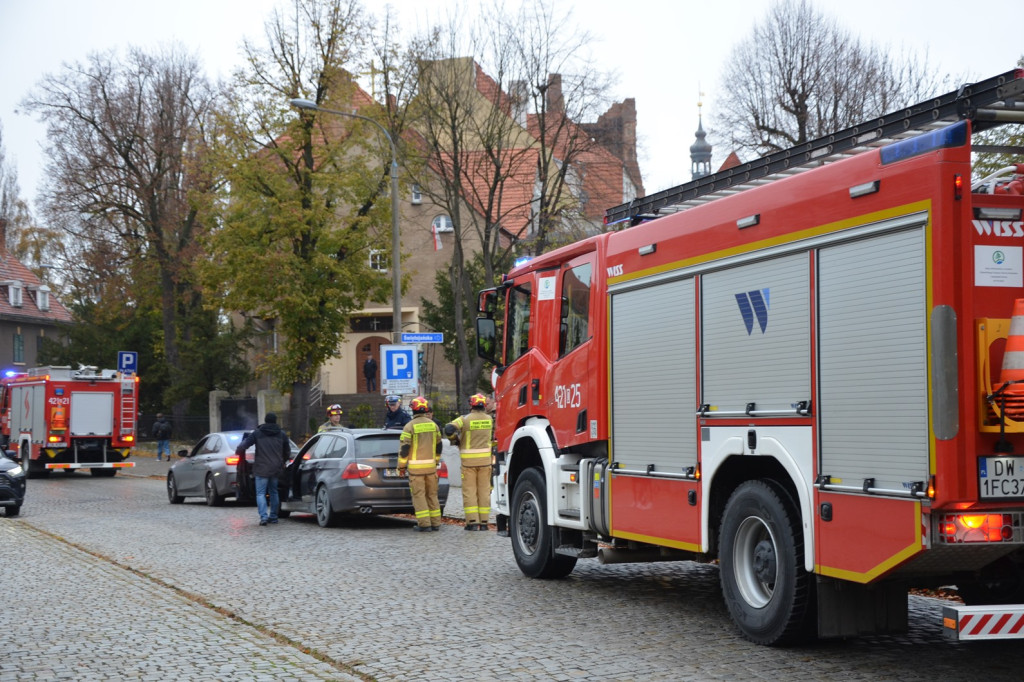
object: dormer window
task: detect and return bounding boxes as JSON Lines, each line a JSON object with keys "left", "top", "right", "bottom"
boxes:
{"left": 8, "top": 281, "right": 22, "bottom": 308}
{"left": 411, "top": 184, "right": 422, "bottom": 205}
{"left": 36, "top": 285, "right": 50, "bottom": 312}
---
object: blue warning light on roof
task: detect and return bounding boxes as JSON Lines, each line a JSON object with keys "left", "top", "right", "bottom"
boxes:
{"left": 513, "top": 255, "right": 533, "bottom": 268}
{"left": 880, "top": 120, "right": 968, "bottom": 165}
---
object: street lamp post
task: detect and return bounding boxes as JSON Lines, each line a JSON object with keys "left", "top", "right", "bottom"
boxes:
{"left": 289, "top": 98, "right": 402, "bottom": 340}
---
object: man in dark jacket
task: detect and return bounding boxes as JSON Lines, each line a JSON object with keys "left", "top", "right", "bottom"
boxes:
{"left": 363, "top": 354, "right": 378, "bottom": 393}
{"left": 236, "top": 413, "right": 290, "bottom": 526}
{"left": 151, "top": 413, "right": 172, "bottom": 462}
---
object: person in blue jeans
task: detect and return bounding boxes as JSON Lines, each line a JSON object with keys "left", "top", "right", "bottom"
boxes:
{"left": 151, "top": 413, "right": 172, "bottom": 461}
{"left": 235, "top": 413, "right": 290, "bottom": 526}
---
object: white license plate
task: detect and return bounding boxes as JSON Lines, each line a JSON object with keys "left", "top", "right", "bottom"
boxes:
{"left": 979, "top": 456, "right": 1024, "bottom": 499}
{"left": 384, "top": 468, "right": 402, "bottom": 479}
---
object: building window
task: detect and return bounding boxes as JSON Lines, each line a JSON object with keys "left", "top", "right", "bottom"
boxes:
{"left": 8, "top": 282, "right": 22, "bottom": 308}
{"left": 411, "top": 184, "right": 422, "bottom": 205}
{"left": 13, "top": 333, "right": 24, "bottom": 363}
{"left": 431, "top": 215, "right": 454, "bottom": 233}
{"left": 36, "top": 285, "right": 50, "bottom": 311}
{"left": 369, "top": 249, "right": 388, "bottom": 273}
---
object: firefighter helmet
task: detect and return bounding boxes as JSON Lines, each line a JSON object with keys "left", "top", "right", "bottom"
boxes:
{"left": 385, "top": 395, "right": 401, "bottom": 407}
{"left": 327, "top": 403, "right": 343, "bottom": 416}
{"left": 469, "top": 393, "right": 487, "bottom": 409}
{"left": 410, "top": 396, "right": 430, "bottom": 414}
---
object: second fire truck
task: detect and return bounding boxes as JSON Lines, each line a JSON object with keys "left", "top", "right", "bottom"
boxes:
{"left": 0, "top": 366, "right": 138, "bottom": 476}
{"left": 477, "top": 69, "right": 1024, "bottom": 644}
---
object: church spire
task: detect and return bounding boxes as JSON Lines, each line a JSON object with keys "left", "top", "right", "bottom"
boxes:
{"left": 689, "top": 92, "right": 712, "bottom": 180}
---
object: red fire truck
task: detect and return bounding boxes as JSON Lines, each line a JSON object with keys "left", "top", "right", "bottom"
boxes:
{"left": 476, "top": 69, "right": 1024, "bottom": 644}
{"left": 0, "top": 366, "right": 138, "bottom": 476}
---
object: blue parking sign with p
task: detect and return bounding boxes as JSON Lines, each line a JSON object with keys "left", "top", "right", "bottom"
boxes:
{"left": 386, "top": 348, "right": 414, "bottom": 379}
{"left": 118, "top": 350, "right": 138, "bottom": 375}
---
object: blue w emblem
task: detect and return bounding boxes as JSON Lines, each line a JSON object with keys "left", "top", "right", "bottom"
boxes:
{"left": 735, "top": 289, "right": 770, "bottom": 335}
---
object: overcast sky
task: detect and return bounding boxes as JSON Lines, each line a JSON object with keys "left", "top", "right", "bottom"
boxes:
{"left": 1, "top": 0, "right": 1021, "bottom": 214}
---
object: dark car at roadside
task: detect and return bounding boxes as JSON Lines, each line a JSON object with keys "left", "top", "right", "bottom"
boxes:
{"left": 0, "top": 449, "right": 26, "bottom": 517}
{"left": 276, "top": 428, "right": 449, "bottom": 527}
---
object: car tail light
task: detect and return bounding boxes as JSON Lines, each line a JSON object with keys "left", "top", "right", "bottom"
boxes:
{"left": 342, "top": 462, "right": 372, "bottom": 479}
{"left": 226, "top": 455, "right": 240, "bottom": 466}
{"left": 438, "top": 460, "right": 449, "bottom": 478}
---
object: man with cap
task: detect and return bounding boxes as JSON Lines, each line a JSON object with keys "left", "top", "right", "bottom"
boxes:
{"left": 236, "top": 413, "right": 291, "bottom": 526}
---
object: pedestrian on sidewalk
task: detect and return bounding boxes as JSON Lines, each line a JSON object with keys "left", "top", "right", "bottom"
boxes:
{"left": 151, "top": 413, "right": 172, "bottom": 462}
{"left": 235, "top": 413, "right": 290, "bottom": 526}
{"left": 445, "top": 394, "right": 493, "bottom": 530}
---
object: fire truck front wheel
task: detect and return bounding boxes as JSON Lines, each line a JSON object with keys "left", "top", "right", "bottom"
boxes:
{"left": 510, "top": 467, "right": 577, "bottom": 579}
{"left": 719, "top": 480, "right": 814, "bottom": 646}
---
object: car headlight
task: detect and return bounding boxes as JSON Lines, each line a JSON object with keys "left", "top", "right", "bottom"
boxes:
{"left": 7, "top": 465, "right": 24, "bottom": 477}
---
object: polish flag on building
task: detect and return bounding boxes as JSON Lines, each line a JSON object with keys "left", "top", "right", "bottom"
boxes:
{"left": 432, "top": 223, "right": 443, "bottom": 251}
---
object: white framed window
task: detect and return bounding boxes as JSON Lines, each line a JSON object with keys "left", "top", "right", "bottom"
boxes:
{"left": 35, "top": 285, "right": 50, "bottom": 312}
{"left": 369, "top": 249, "right": 388, "bottom": 273}
{"left": 411, "top": 184, "right": 422, "bottom": 205}
{"left": 431, "top": 215, "right": 454, "bottom": 233}
{"left": 8, "top": 282, "right": 22, "bottom": 308}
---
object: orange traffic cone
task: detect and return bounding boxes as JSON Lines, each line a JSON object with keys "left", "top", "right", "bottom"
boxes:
{"left": 999, "top": 298, "right": 1024, "bottom": 420}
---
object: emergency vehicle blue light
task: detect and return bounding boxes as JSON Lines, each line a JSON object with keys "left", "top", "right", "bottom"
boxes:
{"left": 879, "top": 120, "right": 967, "bottom": 165}
{"left": 513, "top": 255, "right": 532, "bottom": 268}
{"left": 2, "top": 370, "right": 18, "bottom": 378}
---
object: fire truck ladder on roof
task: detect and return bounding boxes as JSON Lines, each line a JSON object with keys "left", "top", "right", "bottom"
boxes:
{"left": 605, "top": 68, "right": 1024, "bottom": 227}
{"left": 119, "top": 377, "right": 136, "bottom": 437}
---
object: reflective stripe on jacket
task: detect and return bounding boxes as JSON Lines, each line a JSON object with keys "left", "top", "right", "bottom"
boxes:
{"left": 448, "top": 409, "right": 492, "bottom": 468}
{"left": 399, "top": 416, "right": 440, "bottom": 474}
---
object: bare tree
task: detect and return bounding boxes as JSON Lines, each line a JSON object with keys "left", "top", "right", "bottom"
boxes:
{"left": 713, "top": 0, "right": 947, "bottom": 157}
{"left": 22, "top": 46, "right": 235, "bottom": 421}
{"left": 0, "top": 122, "right": 37, "bottom": 258}
{"left": 389, "top": 0, "right": 615, "bottom": 404}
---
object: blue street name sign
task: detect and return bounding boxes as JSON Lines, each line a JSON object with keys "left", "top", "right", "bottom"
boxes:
{"left": 400, "top": 332, "right": 444, "bottom": 344}
{"left": 117, "top": 350, "right": 138, "bottom": 375}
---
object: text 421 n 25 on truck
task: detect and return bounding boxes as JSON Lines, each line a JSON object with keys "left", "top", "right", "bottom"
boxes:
{"left": 477, "top": 69, "right": 1024, "bottom": 644}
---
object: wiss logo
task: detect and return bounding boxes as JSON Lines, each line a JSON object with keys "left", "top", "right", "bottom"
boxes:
{"left": 973, "top": 220, "right": 1024, "bottom": 237}
{"left": 735, "top": 289, "right": 770, "bottom": 335}
{"left": 606, "top": 264, "right": 624, "bottom": 277}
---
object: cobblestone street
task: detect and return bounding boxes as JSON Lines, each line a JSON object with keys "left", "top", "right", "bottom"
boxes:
{"left": 4, "top": 456, "right": 1024, "bottom": 681}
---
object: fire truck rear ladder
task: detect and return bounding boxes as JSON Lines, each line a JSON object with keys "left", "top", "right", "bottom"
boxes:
{"left": 605, "top": 68, "right": 1024, "bottom": 226}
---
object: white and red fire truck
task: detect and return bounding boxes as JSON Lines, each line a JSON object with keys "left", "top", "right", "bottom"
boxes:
{"left": 476, "top": 69, "right": 1024, "bottom": 644}
{"left": 0, "top": 366, "right": 138, "bottom": 476}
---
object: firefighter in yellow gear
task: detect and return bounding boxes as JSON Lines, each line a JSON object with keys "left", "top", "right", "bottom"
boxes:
{"left": 444, "top": 393, "right": 493, "bottom": 531}
{"left": 399, "top": 396, "right": 443, "bottom": 532}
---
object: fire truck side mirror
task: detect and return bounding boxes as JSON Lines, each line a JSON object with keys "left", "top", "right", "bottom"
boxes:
{"left": 476, "top": 317, "right": 499, "bottom": 366}
{"left": 477, "top": 288, "right": 497, "bottom": 317}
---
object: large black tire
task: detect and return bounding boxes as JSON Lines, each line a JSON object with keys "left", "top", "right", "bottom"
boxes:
{"left": 315, "top": 485, "right": 339, "bottom": 528}
{"left": 719, "top": 480, "right": 814, "bottom": 646}
{"left": 204, "top": 474, "right": 224, "bottom": 507}
{"left": 4, "top": 504, "right": 20, "bottom": 517}
{"left": 22, "top": 443, "right": 48, "bottom": 479}
{"left": 510, "top": 467, "right": 577, "bottom": 579}
{"left": 167, "top": 473, "right": 184, "bottom": 504}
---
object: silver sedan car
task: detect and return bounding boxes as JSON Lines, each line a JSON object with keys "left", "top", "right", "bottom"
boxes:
{"left": 167, "top": 430, "right": 298, "bottom": 506}
{"left": 280, "top": 428, "right": 450, "bottom": 527}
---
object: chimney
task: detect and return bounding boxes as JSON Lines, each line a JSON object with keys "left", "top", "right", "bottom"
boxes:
{"left": 546, "top": 73, "right": 564, "bottom": 114}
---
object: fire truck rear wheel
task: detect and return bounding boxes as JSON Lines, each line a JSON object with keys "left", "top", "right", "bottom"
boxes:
{"left": 719, "top": 480, "right": 814, "bottom": 646}
{"left": 167, "top": 473, "right": 184, "bottom": 504}
{"left": 510, "top": 467, "right": 577, "bottom": 579}
{"left": 204, "top": 474, "right": 225, "bottom": 507}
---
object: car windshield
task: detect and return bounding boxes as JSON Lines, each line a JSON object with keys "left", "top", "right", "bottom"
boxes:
{"left": 355, "top": 435, "right": 401, "bottom": 458}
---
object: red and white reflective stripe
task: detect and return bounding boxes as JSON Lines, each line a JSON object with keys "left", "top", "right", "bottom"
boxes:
{"left": 44, "top": 461, "right": 136, "bottom": 469}
{"left": 944, "top": 605, "right": 1024, "bottom": 640}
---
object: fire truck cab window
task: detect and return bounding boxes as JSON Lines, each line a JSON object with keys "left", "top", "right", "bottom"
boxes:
{"left": 559, "top": 263, "right": 591, "bottom": 357}
{"left": 505, "top": 283, "right": 532, "bottom": 365}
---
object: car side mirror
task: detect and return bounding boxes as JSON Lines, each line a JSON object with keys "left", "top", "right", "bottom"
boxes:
{"left": 176, "top": 449, "right": 188, "bottom": 458}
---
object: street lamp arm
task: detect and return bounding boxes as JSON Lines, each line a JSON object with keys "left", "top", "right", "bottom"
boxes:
{"left": 289, "top": 98, "right": 397, "bottom": 172}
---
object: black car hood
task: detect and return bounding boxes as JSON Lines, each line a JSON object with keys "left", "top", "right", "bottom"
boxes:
{"left": 0, "top": 456, "right": 23, "bottom": 473}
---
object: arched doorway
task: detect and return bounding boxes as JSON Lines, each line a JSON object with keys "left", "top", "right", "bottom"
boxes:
{"left": 357, "top": 336, "right": 389, "bottom": 394}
